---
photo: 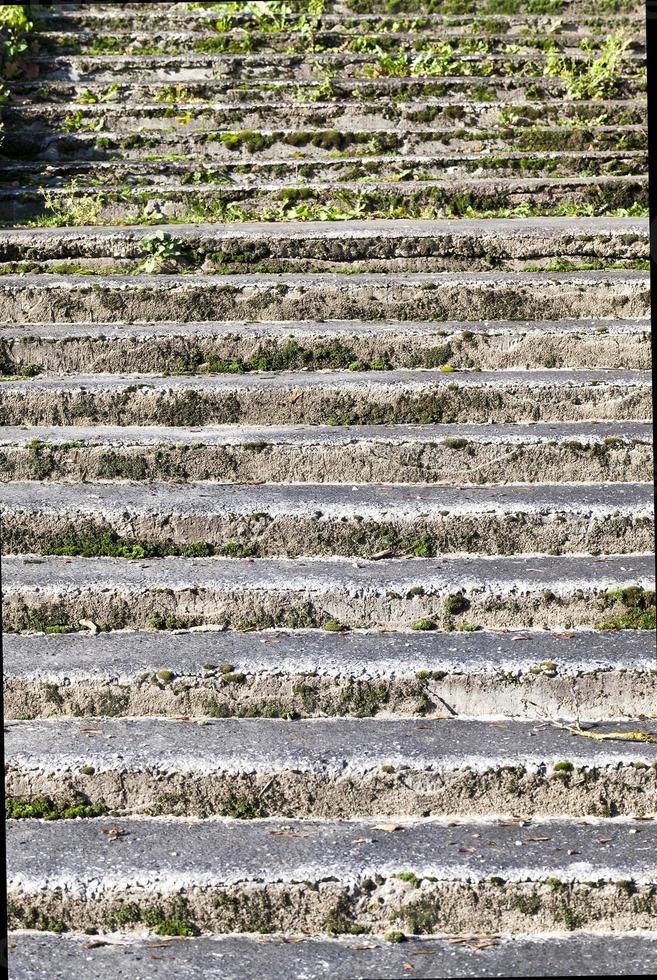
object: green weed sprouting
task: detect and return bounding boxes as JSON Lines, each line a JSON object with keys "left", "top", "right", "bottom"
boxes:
{"left": 544, "top": 31, "right": 630, "bottom": 99}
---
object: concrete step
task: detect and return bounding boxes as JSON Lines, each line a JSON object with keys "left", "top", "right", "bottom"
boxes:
{"left": 0, "top": 422, "right": 652, "bottom": 485}
{"left": 0, "top": 370, "right": 650, "bottom": 427}
{"left": 0, "top": 271, "right": 648, "bottom": 324}
{"left": 6, "top": 815, "right": 657, "bottom": 935}
{"left": 2, "top": 318, "right": 650, "bottom": 375}
{"left": 10, "top": 74, "right": 646, "bottom": 103}
{"left": 50, "top": 0, "right": 644, "bottom": 13}
{"left": 4, "top": 175, "right": 647, "bottom": 224}
{"left": 7, "top": 931, "right": 657, "bottom": 980}
{"left": 37, "top": 29, "right": 644, "bottom": 59}
{"left": 6, "top": 716, "right": 657, "bottom": 819}
{"left": 4, "top": 626, "right": 654, "bottom": 721}
{"left": 33, "top": 27, "right": 646, "bottom": 57}
{"left": 6, "top": 98, "right": 645, "bottom": 132}
{"left": 1, "top": 152, "right": 648, "bottom": 195}
{"left": 2, "top": 553, "right": 654, "bottom": 633}
{"left": 28, "top": 50, "right": 646, "bottom": 84}
{"left": 37, "top": 7, "right": 647, "bottom": 32}
{"left": 1, "top": 481, "right": 653, "bottom": 558}
{"left": 5, "top": 124, "right": 645, "bottom": 163}
{"left": 0, "top": 217, "right": 648, "bottom": 272}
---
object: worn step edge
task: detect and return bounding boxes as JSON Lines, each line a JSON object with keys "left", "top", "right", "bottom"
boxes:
{"left": 1, "top": 422, "right": 651, "bottom": 486}
{"left": 6, "top": 126, "right": 644, "bottom": 161}
{"left": 0, "top": 271, "right": 649, "bottom": 325}
{"left": 32, "top": 28, "right": 646, "bottom": 46}
{"left": 2, "top": 553, "right": 654, "bottom": 633}
{"left": 6, "top": 930, "right": 657, "bottom": 979}
{"left": 30, "top": 51, "right": 647, "bottom": 69}
{"left": 0, "top": 217, "right": 647, "bottom": 257}
{"left": 2, "top": 318, "right": 650, "bottom": 373}
{"left": 1, "top": 153, "right": 648, "bottom": 191}
{"left": 3, "top": 627, "right": 654, "bottom": 721}
{"left": 10, "top": 75, "right": 646, "bottom": 100}
{"left": 6, "top": 717, "right": 657, "bottom": 819}
{"left": 5, "top": 178, "right": 647, "bottom": 223}
{"left": 1, "top": 481, "right": 652, "bottom": 558}
{"left": 7, "top": 816, "right": 657, "bottom": 936}
{"left": 6, "top": 100, "right": 645, "bottom": 127}
{"left": 0, "top": 370, "right": 651, "bottom": 427}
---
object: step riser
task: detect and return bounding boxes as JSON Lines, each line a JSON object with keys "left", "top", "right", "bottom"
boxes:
{"left": 0, "top": 221, "right": 647, "bottom": 270}
{"left": 4, "top": 128, "right": 646, "bottom": 162}
{"left": 34, "top": 33, "right": 647, "bottom": 59}
{"left": 2, "top": 510, "right": 652, "bottom": 558}
{"left": 0, "top": 277, "right": 648, "bottom": 324}
{"left": 38, "top": 11, "right": 647, "bottom": 30}
{"left": 6, "top": 669, "right": 653, "bottom": 722}
{"left": 7, "top": 765, "right": 655, "bottom": 819}
{"left": 4, "top": 583, "right": 653, "bottom": 633}
{"left": 32, "top": 51, "right": 646, "bottom": 83}
{"left": 13, "top": 77, "right": 646, "bottom": 102}
{"left": 7, "top": 102, "right": 645, "bottom": 131}
{"left": 1, "top": 382, "right": 649, "bottom": 426}
{"left": 1, "top": 440, "right": 652, "bottom": 485}
{"left": 2, "top": 154, "right": 648, "bottom": 189}
{"left": 1, "top": 330, "right": 650, "bottom": 373}
{"left": 7, "top": 880, "right": 656, "bottom": 937}
{"left": 2, "top": 255, "right": 649, "bottom": 274}
{"left": 3, "top": 178, "right": 647, "bottom": 223}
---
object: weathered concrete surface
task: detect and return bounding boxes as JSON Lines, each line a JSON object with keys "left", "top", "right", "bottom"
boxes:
{"left": 1, "top": 318, "right": 650, "bottom": 372}
{"left": 0, "top": 217, "right": 647, "bottom": 262}
{"left": 9, "top": 124, "right": 646, "bottom": 165}
{"left": 1, "top": 370, "right": 651, "bottom": 426}
{"left": 0, "top": 271, "right": 649, "bottom": 323}
{"left": 1, "top": 148, "right": 647, "bottom": 188}
{"left": 1, "top": 422, "right": 652, "bottom": 485}
{"left": 2, "top": 554, "right": 654, "bottom": 633}
{"left": 5, "top": 717, "right": 657, "bottom": 818}
{"left": 3, "top": 628, "right": 655, "bottom": 721}
{"left": 6, "top": 99, "right": 646, "bottom": 135}
{"left": 28, "top": 49, "right": 647, "bottom": 84}
{"left": 7, "top": 817, "right": 657, "bottom": 935}
{"left": 3, "top": 175, "right": 647, "bottom": 223}
{"left": 7, "top": 931, "right": 657, "bottom": 980}
{"left": 1, "top": 480, "right": 652, "bottom": 557}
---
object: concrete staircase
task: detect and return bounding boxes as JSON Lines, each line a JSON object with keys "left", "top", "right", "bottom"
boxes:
{"left": 2, "top": 1, "right": 655, "bottom": 976}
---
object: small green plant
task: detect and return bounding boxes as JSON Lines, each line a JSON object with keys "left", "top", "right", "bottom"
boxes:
{"left": 6, "top": 794, "right": 107, "bottom": 820}
{"left": 139, "top": 231, "right": 192, "bottom": 272}
{"left": 39, "top": 179, "right": 105, "bottom": 227}
{"left": 323, "top": 619, "right": 349, "bottom": 632}
{"left": 79, "top": 82, "right": 118, "bottom": 104}
{"left": 411, "top": 619, "right": 436, "bottom": 631}
{"left": 154, "top": 919, "right": 200, "bottom": 937}
{"left": 544, "top": 31, "right": 629, "bottom": 99}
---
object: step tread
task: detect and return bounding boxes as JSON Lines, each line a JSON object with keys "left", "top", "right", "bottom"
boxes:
{"left": 2, "top": 319, "right": 649, "bottom": 340}
{"left": 4, "top": 626, "right": 653, "bottom": 679}
{"left": 4, "top": 553, "right": 654, "bottom": 592}
{"left": 0, "top": 422, "right": 652, "bottom": 447}
{"left": 7, "top": 815, "right": 657, "bottom": 884}
{"left": 7, "top": 931, "right": 657, "bottom": 980}
{"left": 2, "top": 479, "right": 653, "bottom": 518}
{"left": 3, "top": 369, "right": 650, "bottom": 390}
{"left": 6, "top": 717, "right": 657, "bottom": 771}
{"left": 1, "top": 269, "right": 647, "bottom": 287}
{"left": 1, "top": 215, "right": 647, "bottom": 238}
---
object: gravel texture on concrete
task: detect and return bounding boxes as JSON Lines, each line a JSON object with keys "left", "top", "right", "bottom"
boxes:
{"left": 7, "top": 931, "right": 657, "bottom": 979}
{"left": 4, "top": 628, "right": 654, "bottom": 722}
